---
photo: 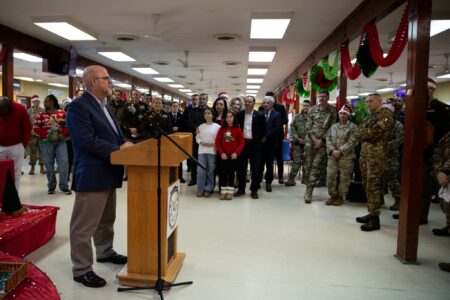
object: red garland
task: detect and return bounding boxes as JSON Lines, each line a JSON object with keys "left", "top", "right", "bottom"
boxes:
{"left": 282, "top": 87, "right": 295, "bottom": 105}
{"left": 340, "top": 40, "right": 362, "bottom": 80}
{"left": 0, "top": 45, "right": 8, "bottom": 66}
{"left": 303, "top": 73, "right": 308, "bottom": 89}
{"left": 365, "top": 4, "right": 409, "bottom": 67}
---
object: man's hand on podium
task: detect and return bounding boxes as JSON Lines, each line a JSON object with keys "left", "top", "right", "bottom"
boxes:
{"left": 120, "top": 142, "right": 134, "bottom": 150}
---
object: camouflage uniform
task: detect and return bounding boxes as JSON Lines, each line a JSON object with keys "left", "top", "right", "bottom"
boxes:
{"left": 326, "top": 121, "right": 357, "bottom": 199}
{"left": 433, "top": 131, "right": 450, "bottom": 232}
{"left": 384, "top": 120, "right": 403, "bottom": 199}
{"left": 354, "top": 107, "right": 395, "bottom": 216}
{"left": 121, "top": 101, "right": 151, "bottom": 141}
{"left": 287, "top": 111, "right": 308, "bottom": 182}
{"left": 304, "top": 104, "right": 338, "bottom": 187}
{"left": 27, "top": 106, "right": 45, "bottom": 167}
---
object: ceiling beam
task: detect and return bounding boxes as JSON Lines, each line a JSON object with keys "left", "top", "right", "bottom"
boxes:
{"left": 0, "top": 24, "right": 184, "bottom": 99}
{"left": 273, "top": 0, "right": 406, "bottom": 92}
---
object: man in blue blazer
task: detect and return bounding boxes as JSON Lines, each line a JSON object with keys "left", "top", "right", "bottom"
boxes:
{"left": 67, "top": 65, "right": 133, "bottom": 288}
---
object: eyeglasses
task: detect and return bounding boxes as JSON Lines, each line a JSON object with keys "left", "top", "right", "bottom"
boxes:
{"left": 95, "top": 76, "right": 111, "bottom": 81}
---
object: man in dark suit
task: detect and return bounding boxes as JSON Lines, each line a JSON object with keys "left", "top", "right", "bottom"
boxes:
{"left": 259, "top": 96, "right": 282, "bottom": 192}
{"left": 181, "top": 94, "right": 199, "bottom": 173}
{"left": 171, "top": 101, "right": 186, "bottom": 182}
{"left": 260, "top": 91, "right": 289, "bottom": 183}
{"left": 67, "top": 65, "right": 133, "bottom": 288}
{"left": 236, "top": 96, "right": 266, "bottom": 199}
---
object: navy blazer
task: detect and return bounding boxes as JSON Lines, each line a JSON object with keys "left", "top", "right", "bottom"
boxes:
{"left": 262, "top": 110, "right": 282, "bottom": 143}
{"left": 67, "top": 92, "right": 126, "bottom": 192}
{"left": 236, "top": 110, "right": 266, "bottom": 143}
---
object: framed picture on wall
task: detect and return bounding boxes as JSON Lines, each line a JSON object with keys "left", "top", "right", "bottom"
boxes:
{"left": 13, "top": 79, "right": 22, "bottom": 93}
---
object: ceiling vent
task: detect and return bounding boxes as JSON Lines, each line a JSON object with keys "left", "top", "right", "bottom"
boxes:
{"left": 229, "top": 75, "right": 240, "bottom": 79}
{"left": 223, "top": 61, "right": 240, "bottom": 66}
{"left": 114, "top": 34, "right": 139, "bottom": 42}
{"left": 153, "top": 61, "right": 170, "bottom": 66}
{"left": 213, "top": 33, "right": 240, "bottom": 41}
{"left": 175, "top": 75, "right": 187, "bottom": 78}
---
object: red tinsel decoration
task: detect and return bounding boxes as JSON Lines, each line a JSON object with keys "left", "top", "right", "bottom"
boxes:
{"left": 282, "top": 87, "right": 295, "bottom": 105}
{"left": 340, "top": 40, "right": 362, "bottom": 80}
{"left": 365, "top": 3, "right": 409, "bottom": 67}
{"left": 0, "top": 45, "right": 8, "bottom": 65}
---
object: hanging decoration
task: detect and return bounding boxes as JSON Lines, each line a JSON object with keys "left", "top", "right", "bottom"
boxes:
{"left": 356, "top": 34, "right": 378, "bottom": 78}
{"left": 0, "top": 44, "right": 8, "bottom": 66}
{"left": 365, "top": 3, "right": 409, "bottom": 67}
{"left": 321, "top": 49, "right": 339, "bottom": 80}
{"left": 309, "top": 65, "right": 337, "bottom": 92}
{"left": 296, "top": 79, "right": 309, "bottom": 97}
{"left": 341, "top": 40, "right": 362, "bottom": 80}
{"left": 281, "top": 85, "right": 296, "bottom": 105}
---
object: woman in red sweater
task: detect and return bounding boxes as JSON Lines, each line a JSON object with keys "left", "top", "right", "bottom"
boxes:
{"left": 215, "top": 112, "right": 245, "bottom": 200}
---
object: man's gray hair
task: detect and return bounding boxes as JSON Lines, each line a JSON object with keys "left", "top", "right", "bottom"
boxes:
{"left": 263, "top": 95, "right": 275, "bottom": 103}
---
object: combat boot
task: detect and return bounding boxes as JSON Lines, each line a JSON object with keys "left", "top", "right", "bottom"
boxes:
{"left": 356, "top": 214, "right": 372, "bottom": 223}
{"left": 304, "top": 186, "right": 314, "bottom": 203}
{"left": 325, "top": 196, "right": 336, "bottom": 205}
{"left": 29, "top": 166, "right": 35, "bottom": 175}
{"left": 390, "top": 197, "right": 400, "bottom": 211}
{"left": 360, "top": 215, "right": 380, "bottom": 231}
{"left": 284, "top": 176, "right": 296, "bottom": 186}
{"left": 332, "top": 196, "right": 344, "bottom": 206}
{"left": 40, "top": 165, "right": 46, "bottom": 174}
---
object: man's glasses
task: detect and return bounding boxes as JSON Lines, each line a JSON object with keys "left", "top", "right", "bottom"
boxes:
{"left": 95, "top": 76, "right": 111, "bottom": 81}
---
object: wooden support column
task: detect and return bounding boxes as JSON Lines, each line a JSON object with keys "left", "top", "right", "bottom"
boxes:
{"left": 68, "top": 76, "right": 77, "bottom": 98}
{"left": 339, "top": 63, "right": 347, "bottom": 109}
{"left": 310, "top": 88, "right": 317, "bottom": 106}
{"left": 396, "top": 0, "right": 431, "bottom": 263}
{"left": 2, "top": 46, "right": 13, "bottom": 100}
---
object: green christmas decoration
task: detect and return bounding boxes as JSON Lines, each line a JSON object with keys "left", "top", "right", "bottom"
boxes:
{"left": 356, "top": 35, "right": 378, "bottom": 78}
{"left": 296, "top": 79, "right": 310, "bottom": 97}
{"left": 352, "top": 98, "right": 370, "bottom": 124}
{"left": 321, "top": 49, "right": 339, "bottom": 80}
{"left": 310, "top": 65, "right": 337, "bottom": 92}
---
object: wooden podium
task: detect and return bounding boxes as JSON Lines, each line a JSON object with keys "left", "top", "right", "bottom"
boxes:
{"left": 111, "top": 132, "right": 192, "bottom": 287}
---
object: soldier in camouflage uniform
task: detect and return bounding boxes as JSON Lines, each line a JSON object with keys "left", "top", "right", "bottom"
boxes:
{"left": 27, "top": 95, "right": 45, "bottom": 175}
{"left": 140, "top": 98, "right": 173, "bottom": 139}
{"left": 354, "top": 93, "right": 395, "bottom": 231}
{"left": 431, "top": 131, "right": 450, "bottom": 237}
{"left": 303, "top": 90, "right": 338, "bottom": 203}
{"left": 285, "top": 100, "right": 310, "bottom": 186}
{"left": 381, "top": 103, "right": 403, "bottom": 211}
{"left": 325, "top": 105, "right": 357, "bottom": 206}
{"left": 121, "top": 89, "right": 151, "bottom": 142}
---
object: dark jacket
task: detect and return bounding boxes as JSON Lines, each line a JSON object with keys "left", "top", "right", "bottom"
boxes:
{"left": 259, "top": 102, "right": 288, "bottom": 140}
{"left": 236, "top": 110, "right": 266, "bottom": 143}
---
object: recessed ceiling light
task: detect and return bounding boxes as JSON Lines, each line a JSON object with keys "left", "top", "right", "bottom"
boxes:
{"left": 33, "top": 18, "right": 96, "bottom": 41}
{"left": 249, "top": 47, "right": 276, "bottom": 62}
{"left": 358, "top": 92, "right": 371, "bottom": 96}
{"left": 179, "top": 89, "right": 192, "bottom": 92}
{"left": 247, "top": 68, "right": 268, "bottom": 75}
{"left": 131, "top": 65, "right": 159, "bottom": 75}
{"left": 76, "top": 68, "right": 84, "bottom": 76}
{"left": 250, "top": 17, "right": 291, "bottom": 39}
{"left": 186, "top": 92, "right": 194, "bottom": 96}
{"left": 154, "top": 77, "right": 174, "bottom": 83}
{"left": 13, "top": 53, "right": 43, "bottom": 63}
{"left": 247, "top": 78, "right": 264, "bottom": 84}
{"left": 168, "top": 84, "right": 185, "bottom": 88}
{"left": 246, "top": 85, "right": 261, "bottom": 89}
{"left": 35, "top": 79, "right": 43, "bottom": 82}
{"left": 430, "top": 20, "right": 450, "bottom": 37}
{"left": 376, "top": 87, "right": 396, "bottom": 93}
{"left": 48, "top": 83, "right": 69, "bottom": 88}
{"left": 246, "top": 90, "right": 258, "bottom": 93}
{"left": 97, "top": 50, "right": 135, "bottom": 62}
{"left": 14, "top": 76, "right": 35, "bottom": 82}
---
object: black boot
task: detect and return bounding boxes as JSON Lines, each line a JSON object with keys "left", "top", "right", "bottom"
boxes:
{"left": 356, "top": 214, "right": 372, "bottom": 224}
{"left": 360, "top": 215, "right": 380, "bottom": 231}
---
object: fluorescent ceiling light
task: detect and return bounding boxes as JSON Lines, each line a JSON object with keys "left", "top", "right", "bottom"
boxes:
{"left": 246, "top": 85, "right": 261, "bottom": 89}
{"left": 346, "top": 96, "right": 359, "bottom": 99}
{"left": 246, "top": 94, "right": 257, "bottom": 97}
{"left": 376, "top": 87, "right": 396, "bottom": 93}
{"left": 13, "top": 53, "right": 43, "bottom": 63}
{"left": 430, "top": 20, "right": 450, "bottom": 37}
{"left": 179, "top": 89, "right": 192, "bottom": 92}
{"left": 76, "top": 68, "right": 84, "bottom": 76}
{"left": 246, "top": 90, "right": 258, "bottom": 93}
{"left": 115, "top": 83, "right": 132, "bottom": 89}
{"left": 400, "top": 83, "right": 407, "bottom": 87}
{"left": 132, "top": 65, "right": 159, "bottom": 75}
{"left": 34, "top": 21, "right": 96, "bottom": 41}
{"left": 48, "top": 83, "right": 69, "bottom": 88}
{"left": 35, "top": 79, "right": 43, "bottom": 82}
{"left": 164, "top": 95, "right": 172, "bottom": 100}
{"left": 187, "top": 93, "right": 194, "bottom": 96}
{"left": 154, "top": 77, "right": 174, "bottom": 83}
{"left": 248, "top": 68, "right": 268, "bottom": 75}
{"left": 358, "top": 92, "right": 371, "bottom": 96}
{"left": 168, "top": 84, "right": 185, "bottom": 88}
{"left": 437, "top": 73, "right": 450, "bottom": 79}
{"left": 250, "top": 19, "right": 291, "bottom": 39}
{"left": 97, "top": 51, "right": 135, "bottom": 62}
{"left": 247, "top": 78, "right": 264, "bottom": 84}
{"left": 14, "top": 76, "right": 35, "bottom": 82}
{"left": 137, "top": 88, "right": 148, "bottom": 93}
{"left": 249, "top": 47, "right": 276, "bottom": 62}
{"left": 153, "top": 92, "right": 162, "bottom": 97}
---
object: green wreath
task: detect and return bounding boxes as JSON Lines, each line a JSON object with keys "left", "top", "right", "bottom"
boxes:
{"left": 321, "top": 49, "right": 339, "bottom": 80}
{"left": 310, "top": 65, "right": 337, "bottom": 92}
{"left": 296, "top": 79, "right": 310, "bottom": 97}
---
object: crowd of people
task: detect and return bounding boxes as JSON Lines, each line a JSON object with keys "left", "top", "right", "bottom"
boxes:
{"left": 1, "top": 67, "right": 449, "bottom": 278}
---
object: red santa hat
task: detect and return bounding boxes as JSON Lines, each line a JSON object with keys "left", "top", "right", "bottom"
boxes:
{"left": 427, "top": 77, "right": 437, "bottom": 89}
{"left": 338, "top": 104, "right": 352, "bottom": 116}
{"left": 218, "top": 91, "right": 229, "bottom": 99}
{"left": 31, "top": 95, "right": 40, "bottom": 102}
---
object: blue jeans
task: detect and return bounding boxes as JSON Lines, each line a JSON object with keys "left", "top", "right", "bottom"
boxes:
{"left": 40, "top": 142, "right": 69, "bottom": 191}
{"left": 197, "top": 153, "right": 216, "bottom": 193}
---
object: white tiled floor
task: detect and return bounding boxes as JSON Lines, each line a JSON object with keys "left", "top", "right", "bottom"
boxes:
{"left": 16, "top": 164, "right": 450, "bottom": 300}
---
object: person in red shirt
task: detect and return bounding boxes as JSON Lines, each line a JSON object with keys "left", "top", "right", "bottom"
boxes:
{"left": 215, "top": 111, "right": 245, "bottom": 200}
{"left": 0, "top": 96, "right": 32, "bottom": 190}
{"left": 33, "top": 94, "right": 71, "bottom": 195}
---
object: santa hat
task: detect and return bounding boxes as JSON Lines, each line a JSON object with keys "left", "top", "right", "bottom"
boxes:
{"left": 31, "top": 95, "right": 40, "bottom": 102}
{"left": 428, "top": 77, "right": 437, "bottom": 89}
{"left": 218, "top": 91, "right": 229, "bottom": 99}
{"left": 338, "top": 104, "right": 352, "bottom": 116}
{"left": 382, "top": 103, "right": 395, "bottom": 112}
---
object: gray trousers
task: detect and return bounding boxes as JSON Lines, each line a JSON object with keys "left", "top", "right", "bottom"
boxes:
{"left": 70, "top": 189, "right": 116, "bottom": 276}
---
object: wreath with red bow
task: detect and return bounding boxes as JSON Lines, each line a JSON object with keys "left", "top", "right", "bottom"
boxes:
{"left": 310, "top": 65, "right": 337, "bottom": 92}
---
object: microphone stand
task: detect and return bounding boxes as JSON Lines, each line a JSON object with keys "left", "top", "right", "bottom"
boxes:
{"left": 118, "top": 128, "right": 204, "bottom": 299}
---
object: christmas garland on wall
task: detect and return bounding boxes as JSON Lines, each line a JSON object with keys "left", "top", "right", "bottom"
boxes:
{"left": 0, "top": 44, "right": 8, "bottom": 66}
{"left": 310, "top": 65, "right": 337, "bottom": 92}
{"left": 356, "top": 34, "right": 378, "bottom": 78}
{"left": 321, "top": 49, "right": 339, "bottom": 80}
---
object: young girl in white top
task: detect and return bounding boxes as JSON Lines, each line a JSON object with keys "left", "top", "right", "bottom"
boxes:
{"left": 196, "top": 107, "right": 221, "bottom": 197}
